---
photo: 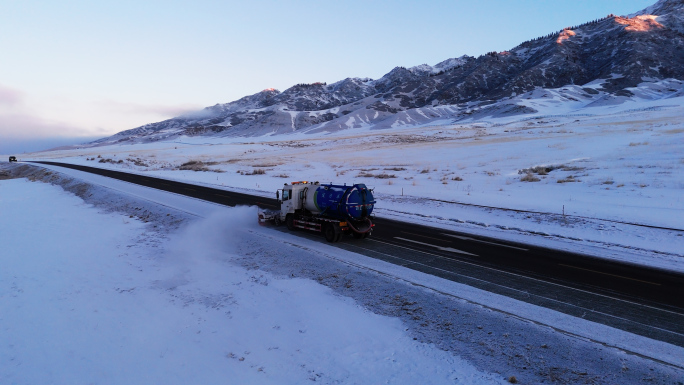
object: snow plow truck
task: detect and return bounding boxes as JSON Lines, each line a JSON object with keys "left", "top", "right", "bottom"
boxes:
{"left": 258, "top": 181, "right": 375, "bottom": 242}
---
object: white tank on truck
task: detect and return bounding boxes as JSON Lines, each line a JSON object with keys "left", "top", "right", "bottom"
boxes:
{"left": 258, "top": 181, "right": 375, "bottom": 242}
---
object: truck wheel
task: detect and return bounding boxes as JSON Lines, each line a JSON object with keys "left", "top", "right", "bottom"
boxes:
{"left": 324, "top": 223, "right": 341, "bottom": 243}
{"left": 286, "top": 214, "right": 296, "bottom": 231}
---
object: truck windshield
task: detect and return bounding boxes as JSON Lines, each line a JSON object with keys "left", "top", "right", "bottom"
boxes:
{"left": 282, "top": 190, "right": 290, "bottom": 201}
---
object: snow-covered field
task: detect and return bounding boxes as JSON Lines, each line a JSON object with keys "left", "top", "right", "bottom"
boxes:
{"left": 0, "top": 175, "right": 504, "bottom": 384}
{"left": 2, "top": 165, "right": 683, "bottom": 384}
{"left": 13, "top": 85, "right": 684, "bottom": 271}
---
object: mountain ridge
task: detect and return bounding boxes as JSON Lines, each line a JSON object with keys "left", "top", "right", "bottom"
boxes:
{"left": 94, "top": 0, "right": 684, "bottom": 145}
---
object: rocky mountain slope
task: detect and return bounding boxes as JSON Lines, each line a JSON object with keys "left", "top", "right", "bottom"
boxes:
{"left": 94, "top": 0, "right": 684, "bottom": 145}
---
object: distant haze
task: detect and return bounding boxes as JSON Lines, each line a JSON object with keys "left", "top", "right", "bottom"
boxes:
{"left": 0, "top": 137, "right": 100, "bottom": 155}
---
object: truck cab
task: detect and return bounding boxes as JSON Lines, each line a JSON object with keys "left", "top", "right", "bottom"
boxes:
{"left": 8, "top": 156, "right": 17, "bottom": 162}
{"left": 279, "top": 186, "right": 294, "bottom": 218}
{"left": 278, "top": 181, "right": 314, "bottom": 220}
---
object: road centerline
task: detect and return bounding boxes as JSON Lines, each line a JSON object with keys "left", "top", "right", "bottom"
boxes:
{"left": 401, "top": 231, "right": 451, "bottom": 243}
{"left": 558, "top": 263, "right": 662, "bottom": 286}
{"left": 442, "top": 233, "right": 529, "bottom": 251}
{"left": 394, "top": 237, "right": 478, "bottom": 256}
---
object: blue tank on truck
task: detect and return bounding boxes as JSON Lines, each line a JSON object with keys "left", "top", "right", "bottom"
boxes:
{"left": 259, "top": 181, "right": 376, "bottom": 242}
{"left": 305, "top": 183, "right": 375, "bottom": 221}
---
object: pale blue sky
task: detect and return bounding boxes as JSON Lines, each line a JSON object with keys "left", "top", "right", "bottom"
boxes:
{"left": 0, "top": 0, "right": 655, "bottom": 153}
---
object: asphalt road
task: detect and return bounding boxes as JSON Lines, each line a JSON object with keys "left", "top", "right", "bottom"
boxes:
{"left": 29, "top": 161, "right": 684, "bottom": 348}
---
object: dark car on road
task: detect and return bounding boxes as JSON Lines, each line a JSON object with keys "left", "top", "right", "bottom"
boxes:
{"left": 9, "top": 156, "right": 17, "bottom": 162}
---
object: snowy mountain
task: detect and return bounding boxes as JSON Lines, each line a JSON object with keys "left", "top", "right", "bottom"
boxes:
{"left": 94, "top": 0, "right": 684, "bottom": 145}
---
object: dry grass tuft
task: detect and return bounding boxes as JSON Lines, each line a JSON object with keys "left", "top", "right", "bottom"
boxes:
{"left": 560, "top": 165, "right": 584, "bottom": 172}
{"left": 520, "top": 164, "right": 585, "bottom": 176}
{"left": 357, "top": 172, "right": 396, "bottom": 179}
{"left": 179, "top": 160, "right": 210, "bottom": 171}
{"left": 557, "top": 176, "right": 579, "bottom": 183}
{"left": 239, "top": 168, "right": 266, "bottom": 175}
{"left": 520, "top": 165, "right": 552, "bottom": 175}
{"left": 520, "top": 173, "right": 540, "bottom": 182}
{"left": 127, "top": 158, "right": 149, "bottom": 167}
{"left": 375, "top": 173, "right": 396, "bottom": 179}
{"left": 179, "top": 160, "right": 224, "bottom": 172}
{"left": 99, "top": 158, "right": 123, "bottom": 164}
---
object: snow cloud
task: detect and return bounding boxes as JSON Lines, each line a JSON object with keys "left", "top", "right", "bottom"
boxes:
{"left": 96, "top": 100, "right": 203, "bottom": 119}
{"left": 0, "top": 84, "right": 101, "bottom": 152}
{"left": 0, "top": 84, "right": 88, "bottom": 141}
{"left": 0, "top": 113, "right": 85, "bottom": 138}
{"left": 0, "top": 84, "right": 200, "bottom": 148}
{"left": 0, "top": 84, "right": 24, "bottom": 106}
{"left": 165, "top": 206, "right": 257, "bottom": 267}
